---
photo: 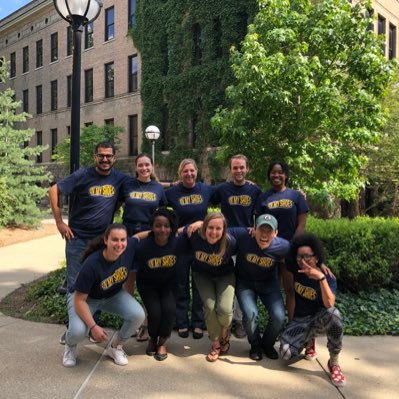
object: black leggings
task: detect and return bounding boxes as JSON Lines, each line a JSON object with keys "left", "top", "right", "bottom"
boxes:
{"left": 137, "top": 279, "right": 176, "bottom": 340}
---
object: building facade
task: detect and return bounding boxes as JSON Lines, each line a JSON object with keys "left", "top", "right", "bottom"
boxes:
{"left": 0, "top": 0, "right": 141, "bottom": 170}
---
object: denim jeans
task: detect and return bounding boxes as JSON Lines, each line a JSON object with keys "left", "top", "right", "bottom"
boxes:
{"left": 175, "top": 255, "right": 205, "bottom": 330}
{"left": 236, "top": 278, "right": 285, "bottom": 349}
{"left": 65, "top": 290, "right": 145, "bottom": 347}
{"left": 65, "top": 237, "right": 88, "bottom": 291}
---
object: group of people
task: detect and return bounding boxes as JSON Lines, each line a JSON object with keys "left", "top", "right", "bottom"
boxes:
{"left": 48, "top": 142, "right": 346, "bottom": 388}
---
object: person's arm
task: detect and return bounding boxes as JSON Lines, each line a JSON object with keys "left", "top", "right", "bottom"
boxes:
{"left": 280, "top": 262, "right": 295, "bottom": 320}
{"left": 124, "top": 271, "right": 137, "bottom": 295}
{"left": 48, "top": 184, "right": 74, "bottom": 240}
{"left": 298, "top": 263, "right": 335, "bottom": 308}
{"left": 294, "top": 213, "right": 307, "bottom": 238}
{"left": 74, "top": 291, "right": 108, "bottom": 342}
{"left": 133, "top": 230, "right": 150, "bottom": 240}
{"left": 186, "top": 220, "right": 203, "bottom": 237}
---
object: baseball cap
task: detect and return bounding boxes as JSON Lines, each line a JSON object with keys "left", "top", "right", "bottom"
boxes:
{"left": 255, "top": 214, "right": 278, "bottom": 230}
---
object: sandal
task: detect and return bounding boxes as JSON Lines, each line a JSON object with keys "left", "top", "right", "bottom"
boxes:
{"left": 304, "top": 338, "right": 317, "bottom": 361}
{"left": 136, "top": 325, "right": 149, "bottom": 342}
{"left": 328, "top": 361, "right": 346, "bottom": 387}
{"left": 219, "top": 336, "right": 230, "bottom": 355}
{"left": 206, "top": 344, "right": 221, "bottom": 362}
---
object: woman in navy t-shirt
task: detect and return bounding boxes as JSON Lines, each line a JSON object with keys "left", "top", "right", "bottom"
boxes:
{"left": 62, "top": 224, "right": 145, "bottom": 368}
{"left": 279, "top": 233, "right": 345, "bottom": 387}
{"left": 135, "top": 208, "right": 179, "bottom": 361}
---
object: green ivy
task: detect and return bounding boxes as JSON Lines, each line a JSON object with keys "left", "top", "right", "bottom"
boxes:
{"left": 130, "top": 0, "right": 258, "bottom": 178}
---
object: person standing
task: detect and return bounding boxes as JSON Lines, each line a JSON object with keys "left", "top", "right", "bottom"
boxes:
{"left": 212, "top": 154, "right": 261, "bottom": 338}
{"left": 49, "top": 142, "right": 127, "bottom": 341}
{"left": 165, "top": 159, "right": 216, "bottom": 339}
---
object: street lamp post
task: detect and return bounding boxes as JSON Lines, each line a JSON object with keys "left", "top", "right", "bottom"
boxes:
{"left": 53, "top": 0, "right": 102, "bottom": 174}
{"left": 145, "top": 125, "right": 161, "bottom": 167}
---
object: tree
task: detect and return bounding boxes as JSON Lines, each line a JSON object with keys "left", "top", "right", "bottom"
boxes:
{"left": 363, "top": 79, "right": 399, "bottom": 216}
{"left": 0, "top": 59, "right": 52, "bottom": 228}
{"left": 212, "top": 0, "right": 396, "bottom": 203}
{"left": 52, "top": 123, "right": 123, "bottom": 170}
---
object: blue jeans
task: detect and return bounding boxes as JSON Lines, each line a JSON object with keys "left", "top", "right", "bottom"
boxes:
{"left": 175, "top": 255, "right": 205, "bottom": 330}
{"left": 236, "top": 278, "right": 285, "bottom": 349}
{"left": 65, "top": 237, "right": 88, "bottom": 291}
{"left": 66, "top": 290, "right": 145, "bottom": 347}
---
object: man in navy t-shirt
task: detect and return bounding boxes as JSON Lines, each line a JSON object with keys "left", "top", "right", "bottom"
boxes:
{"left": 49, "top": 142, "right": 127, "bottom": 293}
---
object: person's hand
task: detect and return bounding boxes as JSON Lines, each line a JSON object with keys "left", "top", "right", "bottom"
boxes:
{"left": 298, "top": 261, "right": 324, "bottom": 281}
{"left": 90, "top": 325, "right": 108, "bottom": 342}
{"left": 320, "top": 263, "right": 335, "bottom": 279}
{"left": 56, "top": 220, "right": 74, "bottom": 240}
{"left": 187, "top": 221, "right": 203, "bottom": 237}
{"left": 247, "top": 227, "right": 255, "bottom": 237}
{"left": 298, "top": 188, "right": 307, "bottom": 200}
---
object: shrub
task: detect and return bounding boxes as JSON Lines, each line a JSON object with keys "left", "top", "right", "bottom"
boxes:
{"left": 307, "top": 216, "right": 399, "bottom": 292}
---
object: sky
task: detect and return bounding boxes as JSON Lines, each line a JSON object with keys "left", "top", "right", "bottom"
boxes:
{"left": 0, "top": 0, "right": 32, "bottom": 21}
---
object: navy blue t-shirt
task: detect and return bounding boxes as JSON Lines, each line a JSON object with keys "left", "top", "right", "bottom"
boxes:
{"left": 213, "top": 181, "right": 261, "bottom": 227}
{"left": 121, "top": 177, "right": 167, "bottom": 234}
{"left": 74, "top": 237, "right": 138, "bottom": 299}
{"left": 255, "top": 188, "right": 309, "bottom": 241}
{"left": 287, "top": 262, "right": 337, "bottom": 318}
{"left": 165, "top": 182, "right": 216, "bottom": 226}
{"left": 57, "top": 167, "right": 127, "bottom": 239}
{"left": 229, "top": 227, "right": 290, "bottom": 283}
{"left": 135, "top": 234, "right": 178, "bottom": 284}
{"left": 177, "top": 230, "right": 236, "bottom": 277}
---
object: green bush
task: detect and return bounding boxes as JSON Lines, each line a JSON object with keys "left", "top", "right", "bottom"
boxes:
{"left": 307, "top": 216, "right": 399, "bottom": 293}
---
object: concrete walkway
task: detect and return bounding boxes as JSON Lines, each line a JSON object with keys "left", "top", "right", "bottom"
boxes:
{"left": 0, "top": 224, "right": 398, "bottom": 399}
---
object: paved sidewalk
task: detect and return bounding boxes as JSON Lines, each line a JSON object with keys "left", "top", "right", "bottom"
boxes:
{"left": 0, "top": 225, "right": 398, "bottom": 399}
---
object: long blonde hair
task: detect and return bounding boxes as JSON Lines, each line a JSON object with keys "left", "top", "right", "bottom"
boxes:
{"left": 199, "top": 212, "right": 228, "bottom": 257}
{"left": 135, "top": 153, "right": 158, "bottom": 181}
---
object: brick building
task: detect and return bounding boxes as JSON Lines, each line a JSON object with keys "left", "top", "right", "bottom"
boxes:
{"left": 0, "top": 0, "right": 141, "bottom": 173}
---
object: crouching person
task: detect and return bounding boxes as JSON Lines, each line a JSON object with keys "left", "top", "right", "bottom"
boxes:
{"left": 63, "top": 223, "right": 145, "bottom": 367}
{"left": 279, "top": 233, "right": 346, "bottom": 387}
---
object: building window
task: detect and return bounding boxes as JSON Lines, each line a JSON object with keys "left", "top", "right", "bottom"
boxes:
{"left": 51, "top": 128, "right": 58, "bottom": 159}
{"left": 105, "top": 7, "right": 115, "bottom": 41}
{"left": 105, "top": 62, "right": 114, "bottom": 98}
{"left": 128, "top": 114, "right": 138, "bottom": 156}
{"left": 23, "top": 46, "right": 29, "bottom": 73}
{"left": 85, "top": 69, "right": 93, "bottom": 103}
{"left": 10, "top": 52, "right": 16, "bottom": 78}
{"left": 36, "top": 85, "right": 42, "bottom": 114}
{"left": 23, "top": 140, "right": 29, "bottom": 160}
{"left": 105, "top": 118, "right": 114, "bottom": 125}
{"left": 50, "top": 32, "right": 58, "bottom": 62}
{"left": 84, "top": 121, "right": 93, "bottom": 126}
{"left": 85, "top": 22, "right": 94, "bottom": 49}
{"left": 128, "top": 0, "right": 136, "bottom": 28}
{"left": 51, "top": 80, "right": 58, "bottom": 111}
{"left": 36, "top": 39, "right": 43, "bottom": 68}
{"left": 191, "top": 113, "right": 198, "bottom": 148}
{"left": 389, "top": 23, "right": 397, "bottom": 60}
{"left": 192, "top": 23, "right": 202, "bottom": 65}
{"left": 67, "top": 125, "right": 70, "bottom": 136}
{"left": 36, "top": 131, "right": 42, "bottom": 163}
{"left": 67, "top": 26, "right": 73, "bottom": 56}
{"left": 161, "top": 35, "right": 169, "bottom": 75}
{"left": 67, "top": 75, "right": 72, "bottom": 107}
{"left": 378, "top": 14, "right": 386, "bottom": 55}
{"left": 213, "top": 17, "right": 222, "bottom": 59}
{"left": 128, "top": 55, "right": 138, "bottom": 92}
{"left": 22, "top": 89, "right": 29, "bottom": 113}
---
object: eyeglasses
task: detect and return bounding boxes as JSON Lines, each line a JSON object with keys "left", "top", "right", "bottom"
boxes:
{"left": 95, "top": 154, "right": 114, "bottom": 160}
{"left": 296, "top": 254, "right": 315, "bottom": 261}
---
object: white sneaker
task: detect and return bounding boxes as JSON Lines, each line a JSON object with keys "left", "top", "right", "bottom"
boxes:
{"left": 63, "top": 344, "right": 76, "bottom": 367}
{"left": 106, "top": 344, "right": 128, "bottom": 366}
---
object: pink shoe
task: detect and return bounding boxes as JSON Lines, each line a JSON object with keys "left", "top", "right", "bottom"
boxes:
{"left": 304, "top": 338, "right": 317, "bottom": 360}
{"left": 328, "top": 361, "right": 346, "bottom": 387}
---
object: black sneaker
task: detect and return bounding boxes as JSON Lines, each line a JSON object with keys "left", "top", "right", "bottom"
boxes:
{"left": 249, "top": 345, "right": 263, "bottom": 361}
{"left": 264, "top": 345, "right": 279, "bottom": 360}
{"left": 59, "top": 331, "right": 66, "bottom": 345}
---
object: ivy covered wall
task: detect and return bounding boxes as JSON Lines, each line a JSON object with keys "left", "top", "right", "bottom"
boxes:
{"left": 130, "top": 0, "right": 258, "bottom": 180}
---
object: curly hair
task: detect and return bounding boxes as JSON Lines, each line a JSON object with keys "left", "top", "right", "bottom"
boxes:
{"left": 290, "top": 233, "right": 325, "bottom": 267}
{"left": 150, "top": 207, "right": 179, "bottom": 235}
{"left": 267, "top": 161, "right": 290, "bottom": 184}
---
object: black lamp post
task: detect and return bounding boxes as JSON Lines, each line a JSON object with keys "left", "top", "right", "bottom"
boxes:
{"left": 53, "top": 0, "right": 102, "bottom": 174}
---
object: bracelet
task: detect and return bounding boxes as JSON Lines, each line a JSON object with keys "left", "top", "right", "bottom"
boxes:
{"left": 89, "top": 323, "right": 97, "bottom": 331}
{"left": 318, "top": 276, "right": 326, "bottom": 282}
